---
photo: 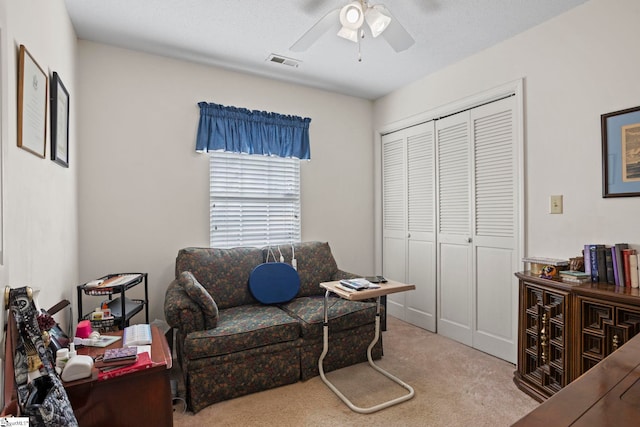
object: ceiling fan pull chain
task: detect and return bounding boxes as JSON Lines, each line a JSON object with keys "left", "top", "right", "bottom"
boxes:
{"left": 358, "top": 28, "right": 363, "bottom": 62}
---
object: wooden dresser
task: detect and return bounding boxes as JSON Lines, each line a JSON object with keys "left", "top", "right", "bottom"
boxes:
{"left": 2, "top": 321, "right": 173, "bottom": 427}
{"left": 513, "top": 331, "right": 640, "bottom": 426}
{"left": 514, "top": 271, "right": 640, "bottom": 401}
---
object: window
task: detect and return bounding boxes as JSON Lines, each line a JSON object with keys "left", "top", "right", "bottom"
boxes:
{"left": 209, "top": 152, "right": 301, "bottom": 248}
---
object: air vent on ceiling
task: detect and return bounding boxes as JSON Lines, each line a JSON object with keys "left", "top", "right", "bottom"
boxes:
{"left": 266, "top": 54, "right": 301, "bottom": 68}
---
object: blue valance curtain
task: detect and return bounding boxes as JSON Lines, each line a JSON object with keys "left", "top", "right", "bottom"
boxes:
{"left": 196, "top": 102, "right": 311, "bottom": 160}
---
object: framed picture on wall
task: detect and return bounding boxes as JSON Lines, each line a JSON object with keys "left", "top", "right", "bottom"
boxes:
{"left": 50, "top": 71, "right": 69, "bottom": 167}
{"left": 17, "top": 44, "right": 48, "bottom": 158}
{"left": 601, "top": 105, "right": 640, "bottom": 197}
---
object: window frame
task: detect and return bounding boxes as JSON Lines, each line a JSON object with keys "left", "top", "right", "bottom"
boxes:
{"left": 209, "top": 151, "right": 301, "bottom": 248}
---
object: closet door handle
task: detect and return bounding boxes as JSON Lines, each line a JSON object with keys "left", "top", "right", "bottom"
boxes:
{"left": 467, "top": 237, "right": 472, "bottom": 243}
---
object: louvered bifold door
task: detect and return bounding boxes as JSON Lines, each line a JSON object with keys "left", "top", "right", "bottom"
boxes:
{"left": 382, "top": 133, "right": 408, "bottom": 319}
{"left": 406, "top": 122, "right": 437, "bottom": 331}
{"left": 470, "top": 96, "right": 518, "bottom": 363}
{"left": 436, "top": 111, "right": 473, "bottom": 346}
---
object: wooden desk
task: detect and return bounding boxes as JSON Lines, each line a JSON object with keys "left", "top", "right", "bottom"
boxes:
{"left": 68, "top": 325, "right": 173, "bottom": 427}
{"left": 2, "top": 322, "right": 173, "bottom": 427}
{"left": 512, "top": 332, "right": 640, "bottom": 426}
{"left": 318, "top": 280, "right": 416, "bottom": 414}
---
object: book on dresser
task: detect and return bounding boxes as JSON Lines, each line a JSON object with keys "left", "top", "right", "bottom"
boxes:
{"left": 97, "top": 351, "right": 153, "bottom": 381}
{"left": 596, "top": 246, "right": 608, "bottom": 283}
{"left": 614, "top": 243, "right": 629, "bottom": 286}
{"left": 604, "top": 246, "right": 615, "bottom": 284}
{"left": 123, "top": 323, "right": 152, "bottom": 347}
{"left": 95, "top": 356, "right": 137, "bottom": 369}
{"left": 622, "top": 248, "right": 637, "bottom": 287}
{"left": 559, "top": 270, "right": 591, "bottom": 284}
{"left": 584, "top": 244, "right": 605, "bottom": 281}
{"left": 630, "top": 252, "right": 639, "bottom": 289}
{"left": 612, "top": 247, "right": 620, "bottom": 286}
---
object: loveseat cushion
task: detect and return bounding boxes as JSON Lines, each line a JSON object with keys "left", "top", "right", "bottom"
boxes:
{"left": 178, "top": 271, "right": 219, "bottom": 329}
{"left": 279, "top": 295, "right": 377, "bottom": 338}
{"left": 176, "top": 247, "right": 263, "bottom": 309}
{"left": 263, "top": 242, "right": 339, "bottom": 297}
{"left": 183, "top": 304, "right": 300, "bottom": 359}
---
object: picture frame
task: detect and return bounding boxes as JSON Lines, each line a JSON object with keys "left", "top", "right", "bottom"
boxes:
{"left": 601, "top": 105, "right": 640, "bottom": 197}
{"left": 50, "top": 71, "right": 69, "bottom": 167}
{"left": 17, "top": 44, "right": 47, "bottom": 158}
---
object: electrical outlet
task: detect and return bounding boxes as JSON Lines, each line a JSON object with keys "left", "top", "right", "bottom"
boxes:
{"left": 550, "top": 195, "right": 563, "bottom": 214}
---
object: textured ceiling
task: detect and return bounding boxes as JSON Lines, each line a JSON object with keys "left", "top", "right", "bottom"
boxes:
{"left": 64, "top": 0, "right": 589, "bottom": 100}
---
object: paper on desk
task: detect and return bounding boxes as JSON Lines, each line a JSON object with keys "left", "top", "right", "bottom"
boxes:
{"left": 136, "top": 345, "right": 151, "bottom": 357}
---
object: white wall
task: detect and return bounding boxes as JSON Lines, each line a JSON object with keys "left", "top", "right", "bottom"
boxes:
{"left": 373, "top": 0, "right": 640, "bottom": 264}
{"left": 0, "top": 0, "right": 78, "bottom": 402}
{"left": 76, "top": 41, "right": 374, "bottom": 322}
{"left": 0, "top": 0, "right": 78, "bottom": 320}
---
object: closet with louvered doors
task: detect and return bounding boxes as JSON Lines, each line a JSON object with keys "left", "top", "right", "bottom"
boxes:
{"left": 382, "top": 94, "right": 521, "bottom": 363}
{"left": 436, "top": 95, "right": 520, "bottom": 363}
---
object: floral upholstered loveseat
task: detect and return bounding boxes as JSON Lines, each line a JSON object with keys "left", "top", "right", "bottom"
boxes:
{"left": 164, "top": 241, "right": 382, "bottom": 413}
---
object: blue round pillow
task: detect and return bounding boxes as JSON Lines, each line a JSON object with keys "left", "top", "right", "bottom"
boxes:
{"left": 249, "top": 263, "right": 300, "bottom": 304}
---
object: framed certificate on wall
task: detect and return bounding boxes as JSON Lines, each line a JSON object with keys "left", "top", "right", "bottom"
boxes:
{"left": 17, "top": 44, "right": 47, "bottom": 158}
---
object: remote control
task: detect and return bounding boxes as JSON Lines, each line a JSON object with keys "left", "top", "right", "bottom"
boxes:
{"left": 339, "top": 280, "right": 367, "bottom": 291}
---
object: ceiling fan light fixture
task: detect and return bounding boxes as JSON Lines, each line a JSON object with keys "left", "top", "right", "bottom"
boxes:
{"left": 365, "top": 6, "right": 392, "bottom": 38}
{"left": 337, "top": 26, "right": 359, "bottom": 43}
{"left": 339, "top": 2, "right": 364, "bottom": 30}
{"left": 290, "top": 0, "right": 415, "bottom": 54}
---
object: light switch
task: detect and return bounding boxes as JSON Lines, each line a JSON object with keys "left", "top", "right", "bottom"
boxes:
{"left": 550, "top": 195, "right": 563, "bottom": 214}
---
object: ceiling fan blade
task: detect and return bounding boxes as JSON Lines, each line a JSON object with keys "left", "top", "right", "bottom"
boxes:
{"left": 290, "top": 8, "right": 340, "bottom": 52}
{"left": 377, "top": 6, "right": 415, "bottom": 52}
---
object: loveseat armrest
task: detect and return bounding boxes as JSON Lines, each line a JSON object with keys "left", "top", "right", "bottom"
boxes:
{"left": 164, "top": 279, "right": 207, "bottom": 335}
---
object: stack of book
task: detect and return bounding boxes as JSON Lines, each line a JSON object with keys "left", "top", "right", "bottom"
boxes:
{"left": 95, "top": 346, "right": 137, "bottom": 368}
{"left": 98, "top": 351, "right": 153, "bottom": 381}
{"left": 584, "top": 243, "right": 639, "bottom": 288}
{"left": 559, "top": 270, "right": 591, "bottom": 284}
{"left": 522, "top": 257, "right": 569, "bottom": 277}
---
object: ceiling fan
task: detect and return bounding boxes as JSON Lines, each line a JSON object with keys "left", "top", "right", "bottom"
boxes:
{"left": 290, "top": 1, "right": 415, "bottom": 55}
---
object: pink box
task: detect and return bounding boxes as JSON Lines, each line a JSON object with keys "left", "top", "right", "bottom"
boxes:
{"left": 75, "top": 319, "right": 92, "bottom": 338}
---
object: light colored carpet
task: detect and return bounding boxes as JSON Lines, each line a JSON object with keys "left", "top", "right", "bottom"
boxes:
{"left": 173, "top": 316, "right": 538, "bottom": 426}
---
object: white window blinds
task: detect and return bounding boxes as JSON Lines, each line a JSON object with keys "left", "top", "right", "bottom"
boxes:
{"left": 209, "top": 152, "right": 301, "bottom": 248}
